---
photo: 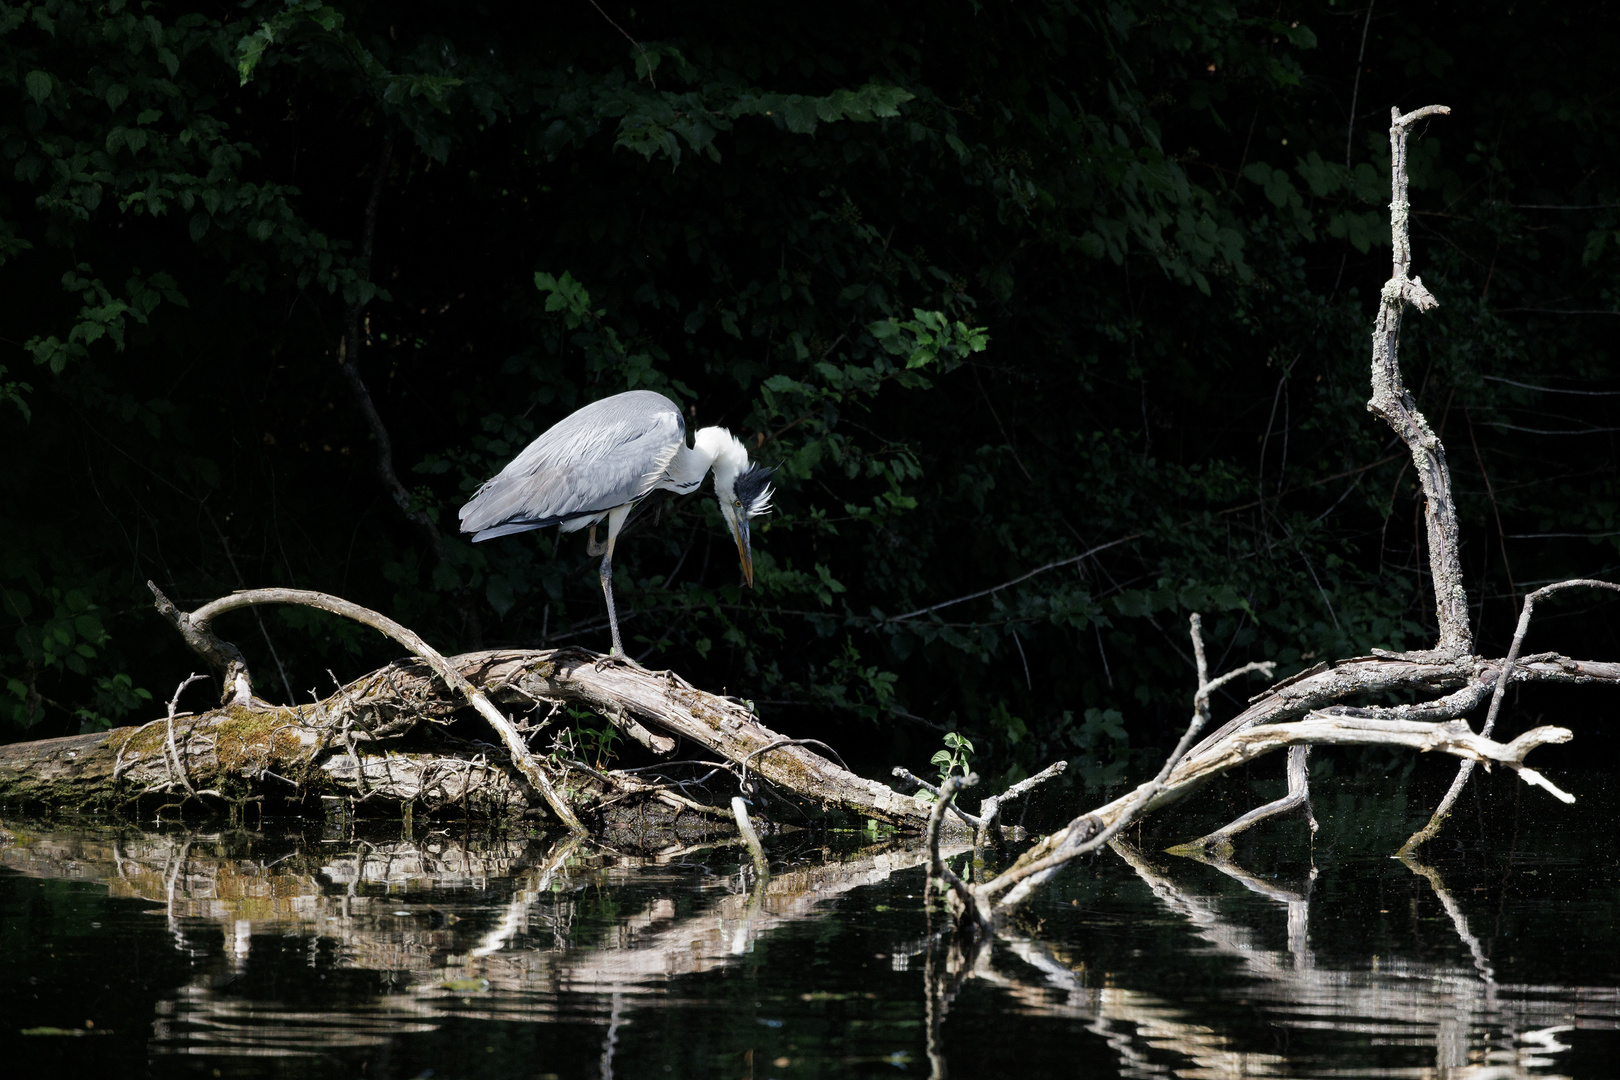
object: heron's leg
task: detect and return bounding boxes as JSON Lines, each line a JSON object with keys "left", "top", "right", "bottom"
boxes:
{"left": 597, "top": 506, "right": 631, "bottom": 658}
{"left": 598, "top": 548, "right": 623, "bottom": 658}
{"left": 586, "top": 524, "right": 607, "bottom": 557}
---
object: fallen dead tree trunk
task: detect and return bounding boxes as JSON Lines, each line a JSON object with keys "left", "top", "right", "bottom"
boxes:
{"left": 0, "top": 609, "right": 938, "bottom": 830}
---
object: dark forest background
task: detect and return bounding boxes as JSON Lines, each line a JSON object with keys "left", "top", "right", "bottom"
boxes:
{"left": 3, "top": 0, "right": 1617, "bottom": 787}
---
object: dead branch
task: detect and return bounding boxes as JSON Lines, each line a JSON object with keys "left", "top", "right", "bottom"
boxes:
{"left": 979, "top": 691, "right": 1577, "bottom": 922}
{"left": 980, "top": 614, "right": 1251, "bottom": 913}
{"left": 152, "top": 585, "right": 586, "bottom": 834}
{"left": 892, "top": 766, "right": 983, "bottom": 828}
{"left": 731, "top": 796, "right": 769, "bottom": 879}
{"left": 1401, "top": 577, "right": 1620, "bottom": 852}
{"left": 1368, "top": 104, "right": 1468, "bottom": 656}
{"left": 1178, "top": 744, "right": 1315, "bottom": 855}
{"left": 925, "top": 773, "right": 990, "bottom": 932}
{"left": 972, "top": 759, "right": 1066, "bottom": 853}
{"left": 149, "top": 586, "right": 254, "bottom": 706}
{"left": 160, "top": 673, "right": 208, "bottom": 799}
{"left": 460, "top": 650, "right": 934, "bottom": 825}
{"left": 1209, "top": 714, "right": 1574, "bottom": 800}
{"left": 6, "top": 586, "right": 941, "bottom": 830}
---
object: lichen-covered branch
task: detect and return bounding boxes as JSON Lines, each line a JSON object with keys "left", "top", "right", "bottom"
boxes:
{"left": 1402, "top": 578, "right": 1620, "bottom": 852}
{"left": 1366, "top": 104, "right": 1469, "bottom": 655}
{"left": 167, "top": 586, "right": 586, "bottom": 834}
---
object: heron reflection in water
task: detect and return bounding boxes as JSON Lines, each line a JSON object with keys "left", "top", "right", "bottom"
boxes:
{"left": 459, "top": 389, "right": 774, "bottom": 658}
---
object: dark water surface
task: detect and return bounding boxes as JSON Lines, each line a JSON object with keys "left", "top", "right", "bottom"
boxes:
{"left": 2, "top": 772, "right": 1618, "bottom": 1078}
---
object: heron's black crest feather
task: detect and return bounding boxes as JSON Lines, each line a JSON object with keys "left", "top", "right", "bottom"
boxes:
{"left": 734, "top": 462, "right": 775, "bottom": 516}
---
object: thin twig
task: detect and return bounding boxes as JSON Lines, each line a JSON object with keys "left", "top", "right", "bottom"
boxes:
{"left": 162, "top": 674, "right": 209, "bottom": 798}
{"left": 586, "top": 0, "right": 655, "bottom": 88}
{"left": 1345, "top": 1, "right": 1376, "bottom": 167}
{"left": 987, "top": 760, "right": 1068, "bottom": 808}
{"left": 887, "top": 535, "right": 1142, "bottom": 622}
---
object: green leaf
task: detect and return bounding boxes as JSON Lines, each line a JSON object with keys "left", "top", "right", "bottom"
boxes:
{"left": 24, "top": 71, "right": 51, "bottom": 104}
{"left": 780, "top": 96, "right": 820, "bottom": 134}
{"left": 237, "top": 28, "right": 275, "bottom": 86}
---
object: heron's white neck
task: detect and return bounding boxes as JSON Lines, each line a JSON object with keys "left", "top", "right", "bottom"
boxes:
{"left": 669, "top": 426, "right": 748, "bottom": 491}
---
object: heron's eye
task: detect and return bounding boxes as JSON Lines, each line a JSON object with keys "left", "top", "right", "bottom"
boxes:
{"left": 733, "top": 498, "right": 741, "bottom": 508}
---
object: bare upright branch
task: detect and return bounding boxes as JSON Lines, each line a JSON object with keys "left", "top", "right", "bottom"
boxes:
{"left": 926, "top": 773, "right": 990, "bottom": 931}
{"left": 1366, "top": 105, "right": 1469, "bottom": 655}
{"left": 731, "top": 795, "right": 769, "bottom": 879}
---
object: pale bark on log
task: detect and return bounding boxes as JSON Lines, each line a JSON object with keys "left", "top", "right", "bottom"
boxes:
{"left": 0, "top": 643, "right": 937, "bottom": 829}
{"left": 457, "top": 649, "right": 936, "bottom": 824}
{"left": 160, "top": 586, "right": 586, "bottom": 833}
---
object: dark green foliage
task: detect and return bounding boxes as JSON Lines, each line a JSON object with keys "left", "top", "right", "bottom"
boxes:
{"left": 3, "top": 1, "right": 1618, "bottom": 784}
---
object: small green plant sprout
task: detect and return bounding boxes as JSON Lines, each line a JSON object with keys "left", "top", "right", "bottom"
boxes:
{"left": 931, "top": 731, "right": 974, "bottom": 788}
{"left": 545, "top": 708, "right": 623, "bottom": 771}
{"left": 578, "top": 722, "right": 622, "bottom": 770}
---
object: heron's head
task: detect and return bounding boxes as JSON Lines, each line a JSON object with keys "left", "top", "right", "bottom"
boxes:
{"left": 705, "top": 430, "right": 775, "bottom": 587}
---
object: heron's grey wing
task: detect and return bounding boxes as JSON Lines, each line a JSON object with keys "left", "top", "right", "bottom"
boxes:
{"left": 459, "top": 390, "right": 685, "bottom": 540}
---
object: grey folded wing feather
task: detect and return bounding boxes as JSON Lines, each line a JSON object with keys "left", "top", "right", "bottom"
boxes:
{"left": 459, "top": 390, "right": 685, "bottom": 541}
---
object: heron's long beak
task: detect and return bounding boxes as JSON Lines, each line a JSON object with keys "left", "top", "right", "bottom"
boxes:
{"left": 729, "top": 513, "right": 754, "bottom": 588}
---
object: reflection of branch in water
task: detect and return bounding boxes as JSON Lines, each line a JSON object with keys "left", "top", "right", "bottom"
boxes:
{"left": 1106, "top": 842, "right": 1583, "bottom": 1076}
{"left": 599, "top": 991, "right": 623, "bottom": 1080}
{"left": 471, "top": 834, "right": 584, "bottom": 958}
{"left": 1398, "top": 851, "right": 1496, "bottom": 986}
{"left": 5, "top": 822, "right": 1611, "bottom": 1076}
{"left": 1173, "top": 843, "right": 1317, "bottom": 972}
{"left": 912, "top": 840, "right": 1604, "bottom": 1080}
{"left": 923, "top": 927, "right": 993, "bottom": 1080}
{"left": 1111, "top": 839, "right": 1303, "bottom": 978}
{"left": 0, "top": 823, "right": 970, "bottom": 1054}
{"left": 162, "top": 834, "right": 202, "bottom": 959}
{"left": 923, "top": 947, "right": 949, "bottom": 1080}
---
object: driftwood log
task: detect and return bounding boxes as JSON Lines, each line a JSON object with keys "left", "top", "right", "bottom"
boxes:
{"left": 0, "top": 638, "right": 937, "bottom": 829}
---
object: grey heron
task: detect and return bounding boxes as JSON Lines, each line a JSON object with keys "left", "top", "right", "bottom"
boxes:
{"left": 458, "top": 389, "right": 774, "bottom": 657}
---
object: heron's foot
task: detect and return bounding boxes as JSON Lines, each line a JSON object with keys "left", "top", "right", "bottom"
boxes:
{"left": 594, "top": 649, "right": 644, "bottom": 672}
{"left": 586, "top": 525, "right": 608, "bottom": 557}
